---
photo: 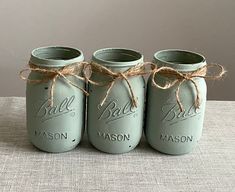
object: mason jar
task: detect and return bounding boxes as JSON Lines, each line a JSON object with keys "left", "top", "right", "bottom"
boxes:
{"left": 145, "top": 49, "right": 207, "bottom": 155}
{"left": 26, "top": 46, "right": 86, "bottom": 153}
{"left": 87, "top": 48, "right": 145, "bottom": 154}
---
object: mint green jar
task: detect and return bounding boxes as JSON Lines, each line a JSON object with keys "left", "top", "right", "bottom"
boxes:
{"left": 87, "top": 48, "right": 145, "bottom": 154}
{"left": 26, "top": 46, "right": 85, "bottom": 153}
{"left": 145, "top": 50, "right": 207, "bottom": 155}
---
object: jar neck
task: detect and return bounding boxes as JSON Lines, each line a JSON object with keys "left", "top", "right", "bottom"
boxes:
{"left": 30, "top": 46, "right": 84, "bottom": 68}
{"left": 92, "top": 48, "right": 144, "bottom": 69}
{"left": 153, "top": 49, "right": 206, "bottom": 72}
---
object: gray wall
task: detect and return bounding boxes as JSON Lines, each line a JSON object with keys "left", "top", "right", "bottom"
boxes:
{"left": 0, "top": 0, "right": 234, "bottom": 100}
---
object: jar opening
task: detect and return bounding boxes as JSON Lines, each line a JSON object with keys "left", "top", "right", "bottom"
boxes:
{"left": 93, "top": 48, "right": 143, "bottom": 67}
{"left": 154, "top": 49, "right": 206, "bottom": 72}
{"left": 32, "top": 47, "right": 81, "bottom": 61}
{"left": 155, "top": 50, "right": 205, "bottom": 65}
{"left": 30, "top": 46, "right": 84, "bottom": 67}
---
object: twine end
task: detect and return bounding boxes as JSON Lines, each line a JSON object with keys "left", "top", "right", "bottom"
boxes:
{"left": 131, "top": 98, "right": 138, "bottom": 108}
{"left": 48, "top": 99, "right": 53, "bottom": 107}
{"left": 83, "top": 90, "right": 89, "bottom": 97}
{"left": 195, "top": 101, "right": 200, "bottom": 109}
{"left": 100, "top": 100, "right": 105, "bottom": 107}
{"left": 179, "top": 106, "right": 185, "bottom": 112}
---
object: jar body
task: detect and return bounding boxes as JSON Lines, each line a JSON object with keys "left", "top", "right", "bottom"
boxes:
{"left": 26, "top": 46, "right": 85, "bottom": 153}
{"left": 145, "top": 49, "right": 207, "bottom": 155}
{"left": 87, "top": 48, "right": 145, "bottom": 154}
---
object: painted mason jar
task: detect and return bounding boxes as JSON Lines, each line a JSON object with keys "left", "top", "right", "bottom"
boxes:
{"left": 87, "top": 48, "right": 145, "bottom": 154}
{"left": 26, "top": 46, "right": 86, "bottom": 153}
{"left": 145, "top": 49, "right": 207, "bottom": 155}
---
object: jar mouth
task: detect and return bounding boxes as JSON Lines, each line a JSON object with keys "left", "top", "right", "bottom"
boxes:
{"left": 154, "top": 49, "right": 206, "bottom": 71}
{"left": 30, "top": 46, "right": 84, "bottom": 67}
{"left": 92, "top": 48, "right": 144, "bottom": 67}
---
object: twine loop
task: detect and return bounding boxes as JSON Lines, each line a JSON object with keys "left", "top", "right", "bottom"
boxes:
{"left": 89, "top": 62, "right": 152, "bottom": 108}
{"left": 19, "top": 62, "right": 91, "bottom": 106}
{"left": 19, "top": 60, "right": 226, "bottom": 111}
{"left": 151, "top": 63, "right": 226, "bottom": 111}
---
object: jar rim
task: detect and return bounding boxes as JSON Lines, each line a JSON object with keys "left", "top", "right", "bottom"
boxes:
{"left": 154, "top": 49, "right": 206, "bottom": 72}
{"left": 30, "top": 46, "right": 84, "bottom": 67}
{"left": 92, "top": 48, "right": 144, "bottom": 67}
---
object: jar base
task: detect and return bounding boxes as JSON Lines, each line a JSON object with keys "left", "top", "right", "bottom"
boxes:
{"left": 147, "top": 142, "right": 196, "bottom": 156}
{"left": 31, "top": 142, "right": 79, "bottom": 153}
{"left": 89, "top": 141, "right": 138, "bottom": 154}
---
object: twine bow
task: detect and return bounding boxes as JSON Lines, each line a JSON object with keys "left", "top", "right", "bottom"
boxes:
{"left": 19, "top": 62, "right": 91, "bottom": 106}
{"left": 89, "top": 62, "right": 152, "bottom": 108}
{"left": 151, "top": 63, "right": 226, "bottom": 111}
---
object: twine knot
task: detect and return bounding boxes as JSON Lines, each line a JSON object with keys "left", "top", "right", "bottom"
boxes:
{"left": 151, "top": 63, "right": 226, "bottom": 111}
{"left": 20, "top": 62, "right": 91, "bottom": 106}
{"left": 89, "top": 62, "right": 151, "bottom": 108}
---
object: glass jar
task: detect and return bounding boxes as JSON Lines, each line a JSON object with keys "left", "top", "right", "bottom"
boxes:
{"left": 26, "top": 46, "right": 85, "bottom": 152}
{"left": 87, "top": 48, "right": 145, "bottom": 154}
{"left": 145, "top": 49, "right": 207, "bottom": 155}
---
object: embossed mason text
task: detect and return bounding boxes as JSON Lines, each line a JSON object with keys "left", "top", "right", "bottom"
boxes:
{"left": 97, "top": 132, "right": 130, "bottom": 141}
{"left": 160, "top": 134, "right": 193, "bottom": 143}
{"left": 34, "top": 130, "right": 68, "bottom": 140}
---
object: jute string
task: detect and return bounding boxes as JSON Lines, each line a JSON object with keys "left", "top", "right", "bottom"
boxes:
{"left": 88, "top": 62, "right": 153, "bottom": 108}
{"left": 19, "top": 61, "right": 226, "bottom": 111}
{"left": 19, "top": 62, "right": 91, "bottom": 106}
{"left": 151, "top": 63, "right": 226, "bottom": 111}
